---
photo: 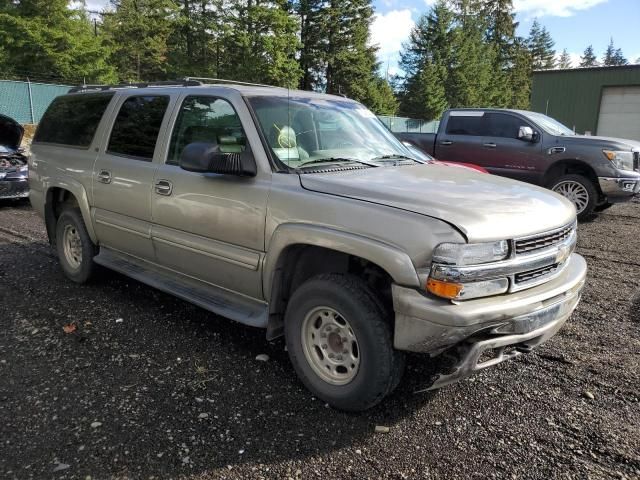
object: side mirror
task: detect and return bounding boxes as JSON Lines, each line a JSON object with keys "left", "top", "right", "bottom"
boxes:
{"left": 518, "top": 126, "right": 537, "bottom": 142}
{"left": 179, "top": 142, "right": 257, "bottom": 177}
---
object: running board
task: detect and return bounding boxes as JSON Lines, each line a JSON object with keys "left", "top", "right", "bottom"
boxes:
{"left": 94, "top": 248, "right": 268, "bottom": 328}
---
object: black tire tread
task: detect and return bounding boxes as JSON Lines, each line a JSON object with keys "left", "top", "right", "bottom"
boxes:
{"left": 285, "top": 273, "right": 404, "bottom": 411}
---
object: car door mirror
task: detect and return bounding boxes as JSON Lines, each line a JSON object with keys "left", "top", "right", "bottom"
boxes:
{"left": 518, "top": 126, "right": 537, "bottom": 142}
{"left": 179, "top": 142, "right": 257, "bottom": 177}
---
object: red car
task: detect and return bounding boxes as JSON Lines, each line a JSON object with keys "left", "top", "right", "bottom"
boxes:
{"left": 403, "top": 142, "right": 489, "bottom": 174}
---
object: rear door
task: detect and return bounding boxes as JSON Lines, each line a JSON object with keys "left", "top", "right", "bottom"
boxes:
{"left": 480, "top": 112, "right": 544, "bottom": 183}
{"left": 149, "top": 93, "right": 269, "bottom": 299}
{"left": 92, "top": 94, "right": 173, "bottom": 260}
{"left": 435, "top": 111, "right": 488, "bottom": 164}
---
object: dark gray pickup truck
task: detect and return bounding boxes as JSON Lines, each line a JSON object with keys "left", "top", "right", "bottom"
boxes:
{"left": 396, "top": 108, "right": 640, "bottom": 219}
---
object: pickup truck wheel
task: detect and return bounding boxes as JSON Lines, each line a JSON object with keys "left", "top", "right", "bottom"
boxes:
{"left": 284, "top": 274, "right": 404, "bottom": 411}
{"left": 550, "top": 174, "right": 597, "bottom": 220}
{"left": 55, "top": 207, "right": 98, "bottom": 283}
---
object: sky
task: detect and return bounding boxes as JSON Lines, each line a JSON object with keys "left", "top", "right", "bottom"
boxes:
{"left": 373, "top": 0, "right": 640, "bottom": 75}
{"left": 79, "top": 0, "right": 640, "bottom": 74}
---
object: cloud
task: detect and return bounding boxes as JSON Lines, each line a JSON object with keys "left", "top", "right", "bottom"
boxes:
{"left": 370, "top": 9, "right": 415, "bottom": 59}
{"left": 513, "top": 0, "right": 608, "bottom": 17}
{"left": 556, "top": 51, "right": 582, "bottom": 68}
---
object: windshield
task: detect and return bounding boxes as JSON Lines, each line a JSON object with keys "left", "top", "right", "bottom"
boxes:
{"left": 247, "top": 95, "right": 414, "bottom": 169}
{"left": 522, "top": 111, "right": 575, "bottom": 136}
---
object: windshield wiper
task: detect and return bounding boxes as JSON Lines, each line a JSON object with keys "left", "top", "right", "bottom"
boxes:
{"left": 297, "top": 157, "right": 379, "bottom": 168}
{"left": 370, "top": 154, "right": 420, "bottom": 165}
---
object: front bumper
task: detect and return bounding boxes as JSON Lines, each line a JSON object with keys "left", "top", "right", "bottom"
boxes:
{"left": 598, "top": 175, "right": 640, "bottom": 199}
{"left": 0, "top": 178, "right": 29, "bottom": 199}
{"left": 392, "top": 253, "right": 587, "bottom": 387}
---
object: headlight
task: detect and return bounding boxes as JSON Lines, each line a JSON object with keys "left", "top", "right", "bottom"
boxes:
{"left": 425, "top": 240, "right": 510, "bottom": 301}
{"left": 18, "top": 165, "right": 28, "bottom": 172}
{"left": 603, "top": 150, "right": 634, "bottom": 171}
{"left": 432, "top": 240, "right": 509, "bottom": 266}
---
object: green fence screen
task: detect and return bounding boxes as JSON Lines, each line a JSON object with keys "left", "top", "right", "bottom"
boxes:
{"left": 0, "top": 80, "right": 70, "bottom": 124}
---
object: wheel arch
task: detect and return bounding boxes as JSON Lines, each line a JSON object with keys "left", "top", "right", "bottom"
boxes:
{"left": 263, "top": 224, "right": 420, "bottom": 340}
{"left": 542, "top": 159, "right": 602, "bottom": 196}
{"left": 44, "top": 180, "right": 96, "bottom": 246}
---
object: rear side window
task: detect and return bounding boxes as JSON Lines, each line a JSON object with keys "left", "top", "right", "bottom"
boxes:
{"left": 34, "top": 93, "right": 114, "bottom": 147}
{"left": 107, "top": 95, "right": 170, "bottom": 161}
{"left": 445, "top": 114, "right": 486, "bottom": 136}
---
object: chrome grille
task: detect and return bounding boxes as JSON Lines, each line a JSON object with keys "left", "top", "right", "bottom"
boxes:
{"left": 514, "top": 263, "right": 559, "bottom": 284}
{"left": 515, "top": 223, "right": 574, "bottom": 255}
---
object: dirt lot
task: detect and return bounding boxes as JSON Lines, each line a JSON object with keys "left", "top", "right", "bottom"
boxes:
{"left": 0, "top": 199, "right": 638, "bottom": 480}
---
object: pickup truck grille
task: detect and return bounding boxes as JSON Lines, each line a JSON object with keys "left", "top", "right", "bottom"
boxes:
{"left": 514, "top": 263, "right": 559, "bottom": 284}
{"left": 514, "top": 223, "right": 575, "bottom": 255}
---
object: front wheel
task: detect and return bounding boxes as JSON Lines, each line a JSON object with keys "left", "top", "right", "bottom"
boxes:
{"left": 284, "top": 274, "right": 405, "bottom": 411}
{"left": 550, "top": 174, "right": 597, "bottom": 220}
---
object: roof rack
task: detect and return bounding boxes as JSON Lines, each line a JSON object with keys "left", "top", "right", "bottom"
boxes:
{"left": 68, "top": 79, "right": 203, "bottom": 93}
{"left": 183, "top": 77, "right": 286, "bottom": 89}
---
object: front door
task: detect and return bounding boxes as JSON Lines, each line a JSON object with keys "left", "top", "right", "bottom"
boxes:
{"left": 92, "top": 94, "right": 172, "bottom": 260}
{"left": 150, "top": 94, "right": 270, "bottom": 299}
{"left": 478, "top": 112, "right": 544, "bottom": 184}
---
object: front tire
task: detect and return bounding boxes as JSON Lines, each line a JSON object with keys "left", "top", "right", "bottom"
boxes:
{"left": 284, "top": 274, "right": 404, "bottom": 411}
{"left": 55, "top": 207, "right": 98, "bottom": 283}
{"left": 550, "top": 174, "right": 597, "bottom": 220}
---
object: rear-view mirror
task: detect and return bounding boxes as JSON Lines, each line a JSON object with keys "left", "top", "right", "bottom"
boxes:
{"left": 518, "top": 126, "right": 536, "bottom": 142}
{"left": 179, "top": 142, "right": 257, "bottom": 177}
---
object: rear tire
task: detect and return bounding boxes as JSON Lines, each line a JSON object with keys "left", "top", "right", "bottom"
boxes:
{"left": 284, "top": 274, "right": 405, "bottom": 411}
{"left": 549, "top": 174, "right": 597, "bottom": 220}
{"left": 55, "top": 207, "right": 98, "bottom": 283}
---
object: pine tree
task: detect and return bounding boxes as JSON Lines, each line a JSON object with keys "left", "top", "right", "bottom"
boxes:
{"left": 102, "top": 0, "right": 179, "bottom": 82}
{"left": 222, "top": 0, "right": 301, "bottom": 88}
{"left": 0, "top": 0, "right": 116, "bottom": 83}
{"left": 527, "top": 19, "right": 555, "bottom": 69}
{"left": 602, "top": 39, "right": 628, "bottom": 66}
{"left": 603, "top": 38, "right": 615, "bottom": 66}
{"left": 579, "top": 45, "right": 597, "bottom": 67}
{"left": 398, "top": 2, "right": 454, "bottom": 118}
{"left": 507, "top": 39, "right": 532, "bottom": 109}
{"left": 558, "top": 49, "right": 572, "bottom": 69}
{"left": 612, "top": 48, "right": 628, "bottom": 66}
{"left": 446, "top": 0, "right": 497, "bottom": 108}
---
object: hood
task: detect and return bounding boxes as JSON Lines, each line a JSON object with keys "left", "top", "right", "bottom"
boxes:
{"left": 563, "top": 134, "right": 640, "bottom": 150}
{"left": 299, "top": 165, "right": 576, "bottom": 242}
{"left": 0, "top": 114, "right": 24, "bottom": 151}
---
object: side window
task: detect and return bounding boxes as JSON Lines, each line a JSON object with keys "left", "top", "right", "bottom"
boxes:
{"left": 34, "top": 93, "right": 114, "bottom": 147}
{"left": 445, "top": 114, "right": 486, "bottom": 136}
{"left": 168, "top": 96, "right": 246, "bottom": 165}
{"left": 107, "top": 95, "right": 170, "bottom": 161}
{"left": 485, "top": 113, "right": 527, "bottom": 139}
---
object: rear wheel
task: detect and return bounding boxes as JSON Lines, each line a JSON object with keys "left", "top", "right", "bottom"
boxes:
{"left": 550, "top": 174, "right": 597, "bottom": 220}
{"left": 284, "top": 274, "right": 404, "bottom": 411}
{"left": 55, "top": 207, "right": 98, "bottom": 283}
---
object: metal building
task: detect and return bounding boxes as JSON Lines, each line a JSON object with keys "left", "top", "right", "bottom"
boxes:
{"left": 531, "top": 65, "right": 640, "bottom": 141}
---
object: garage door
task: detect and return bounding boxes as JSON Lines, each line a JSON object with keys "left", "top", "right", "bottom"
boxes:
{"left": 597, "top": 86, "right": 640, "bottom": 141}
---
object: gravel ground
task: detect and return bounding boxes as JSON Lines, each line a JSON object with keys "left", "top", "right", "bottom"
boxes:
{"left": 0, "top": 198, "right": 638, "bottom": 480}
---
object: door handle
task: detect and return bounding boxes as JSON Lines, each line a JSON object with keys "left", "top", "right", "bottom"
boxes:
{"left": 548, "top": 146, "right": 566, "bottom": 155}
{"left": 97, "top": 170, "right": 112, "bottom": 184}
{"left": 440, "top": 140, "right": 453, "bottom": 146}
{"left": 483, "top": 142, "right": 497, "bottom": 148}
{"left": 155, "top": 179, "right": 173, "bottom": 196}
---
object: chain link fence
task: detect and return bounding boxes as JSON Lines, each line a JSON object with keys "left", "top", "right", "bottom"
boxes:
{"left": 0, "top": 79, "right": 71, "bottom": 124}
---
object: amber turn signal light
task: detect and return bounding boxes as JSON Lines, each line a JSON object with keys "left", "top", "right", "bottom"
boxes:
{"left": 426, "top": 278, "right": 463, "bottom": 299}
